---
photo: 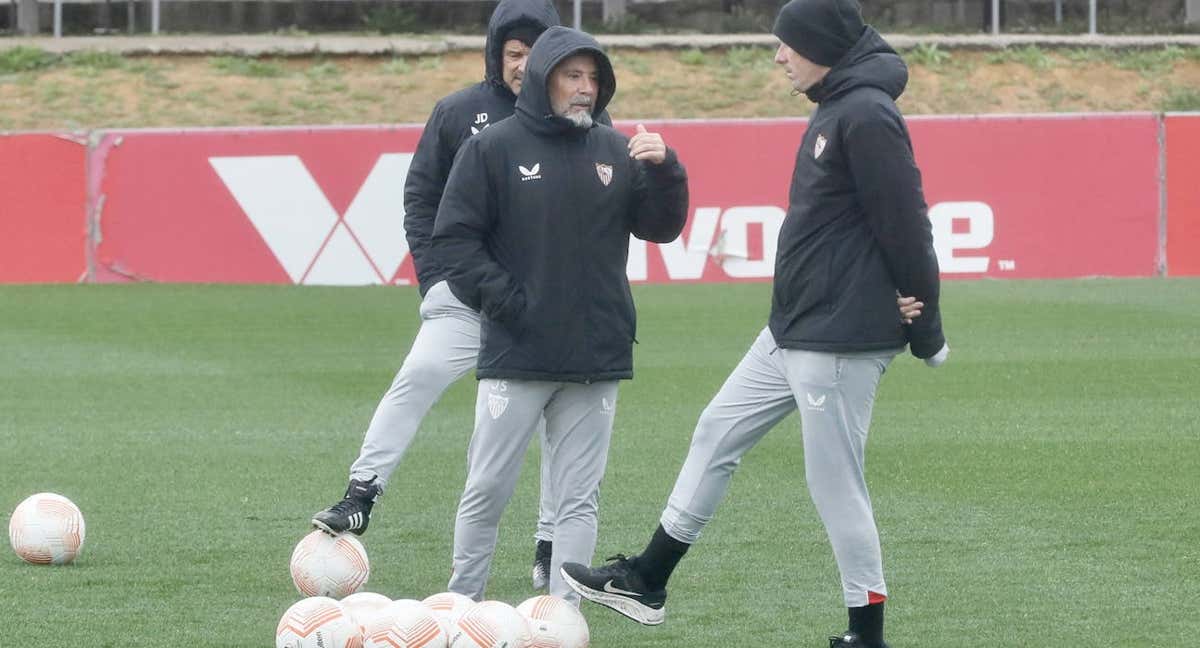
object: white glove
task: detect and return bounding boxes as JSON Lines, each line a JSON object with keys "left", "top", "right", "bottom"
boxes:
{"left": 924, "top": 342, "right": 949, "bottom": 368}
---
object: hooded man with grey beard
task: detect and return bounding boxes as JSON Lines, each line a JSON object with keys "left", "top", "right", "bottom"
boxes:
{"left": 431, "top": 26, "right": 689, "bottom": 604}
{"left": 311, "top": 0, "right": 602, "bottom": 593}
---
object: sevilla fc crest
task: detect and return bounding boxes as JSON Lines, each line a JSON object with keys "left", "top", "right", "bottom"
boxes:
{"left": 814, "top": 134, "right": 827, "bottom": 159}
{"left": 488, "top": 393, "right": 509, "bottom": 419}
{"left": 595, "top": 163, "right": 614, "bottom": 186}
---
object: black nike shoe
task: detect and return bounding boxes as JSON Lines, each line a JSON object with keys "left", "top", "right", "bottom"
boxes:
{"left": 560, "top": 554, "right": 666, "bottom": 625}
{"left": 311, "top": 477, "right": 380, "bottom": 536}
{"left": 829, "top": 631, "right": 891, "bottom": 648}
{"left": 531, "top": 540, "right": 552, "bottom": 590}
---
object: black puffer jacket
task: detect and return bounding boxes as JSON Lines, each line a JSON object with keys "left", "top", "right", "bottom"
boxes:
{"left": 769, "top": 26, "right": 945, "bottom": 359}
{"left": 402, "top": 0, "right": 560, "bottom": 296}
{"left": 432, "top": 27, "right": 689, "bottom": 383}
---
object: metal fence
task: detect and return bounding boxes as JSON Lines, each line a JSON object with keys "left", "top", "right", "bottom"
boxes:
{"left": 5, "top": 0, "right": 1200, "bottom": 39}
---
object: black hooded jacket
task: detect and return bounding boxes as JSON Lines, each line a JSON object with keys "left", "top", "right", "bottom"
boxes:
{"left": 770, "top": 26, "right": 945, "bottom": 359}
{"left": 402, "top": 0, "right": 560, "bottom": 296}
{"left": 432, "top": 27, "right": 689, "bottom": 383}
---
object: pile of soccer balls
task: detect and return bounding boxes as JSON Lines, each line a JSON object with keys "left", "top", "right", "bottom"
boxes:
{"left": 7, "top": 495, "right": 588, "bottom": 647}
{"left": 282, "top": 530, "right": 589, "bottom": 648}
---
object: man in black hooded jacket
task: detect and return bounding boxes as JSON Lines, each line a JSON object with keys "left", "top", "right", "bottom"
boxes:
{"left": 311, "top": 0, "right": 583, "bottom": 592}
{"left": 562, "top": 1, "right": 948, "bottom": 645}
{"left": 431, "top": 26, "right": 689, "bottom": 604}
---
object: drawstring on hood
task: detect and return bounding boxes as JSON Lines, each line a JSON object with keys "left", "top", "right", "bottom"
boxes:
{"left": 515, "top": 26, "right": 617, "bottom": 136}
{"left": 484, "top": 0, "right": 561, "bottom": 97}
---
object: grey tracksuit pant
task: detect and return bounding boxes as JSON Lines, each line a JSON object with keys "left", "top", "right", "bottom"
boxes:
{"left": 449, "top": 378, "right": 619, "bottom": 605}
{"left": 349, "top": 281, "right": 556, "bottom": 542}
{"left": 660, "top": 326, "right": 899, "bottom": 607}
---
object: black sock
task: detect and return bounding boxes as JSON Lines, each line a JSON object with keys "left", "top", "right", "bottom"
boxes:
{"left": 634, "top": 525, "right": 690, "bottom": 591}
{"left": 848, "top": 601, "right": 885, "bottom": 646}
{"left": 535, "top": 539, "right": 552, "bottom": 560}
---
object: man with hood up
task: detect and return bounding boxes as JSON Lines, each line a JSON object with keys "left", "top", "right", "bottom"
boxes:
{"left": 312, "top": 0, "right": 589, "bottom": 592}
{"left": 561, "top": 1, "right": 948, "bottom": 645}
{"left": 431, "top": 26, "right": 689, "bottom": 604}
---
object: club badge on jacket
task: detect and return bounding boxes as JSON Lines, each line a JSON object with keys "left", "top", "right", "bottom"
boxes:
{"left": 595, "top": 163, "right": 614, "bottom": 186}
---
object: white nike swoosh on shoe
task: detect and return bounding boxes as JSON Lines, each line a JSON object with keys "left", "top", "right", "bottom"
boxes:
{"left": 603, "top": 580, "right": 643, "bottom": 598}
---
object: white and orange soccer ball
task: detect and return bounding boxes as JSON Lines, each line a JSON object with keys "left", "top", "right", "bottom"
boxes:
{"left": 8, "top": 492, "right": 86, "bottom": 565}
{"left": 290, "top": 530, "right": 370, "bottom": 598}
{"left": 276, "top": 596, "right": 363, "bottom": 648}
{"left": 341, "top": 591, "right": 393, "bottom": 630}
{"left": 448, "top": 600, "right": 531, "bottom": 648}
{"left": 422, "top": 592, "right": 476, "bottom": 636}
{"left": 362, "top": 599, "right": 448, "bottom": 648}
{"left": 516, "top": 596, "right": 589, "bottom": 648}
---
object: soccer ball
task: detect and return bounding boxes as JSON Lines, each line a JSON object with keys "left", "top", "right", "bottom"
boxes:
{"left": 290, "top": 530, "right": 370, "bottom": 598}
{"left": 421, "top": 592, "right": 475, "bottom": 636}
{"left": 516, "top": 596, "right": 589, "bottom": 648}
{"left": 448, "top": 600, "right": 531, "bottom": 648}
{"left": 276, "top": 596, "right": 363, "bottom": 648}
{"left": 8, "top": 492, "right": 86, "bottom": 565}
{"left": 340, "top": 591, "right": 393, "bottom": 630}
{"left": 363, "top": 599, "right": 448, "bottom": 648}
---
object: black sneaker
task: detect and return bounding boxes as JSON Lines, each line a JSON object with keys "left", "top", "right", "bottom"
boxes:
{"left": 311, "top": 477, "right": 380, "bottom": 536}
{"left": 531, "top": 540, "right": 552, "bottom": 590}
{"left": 829, "top": 631, "right": 890, "bottom": 648}
{"left": 560, "top": 554, "right": 666, "bottom": 625}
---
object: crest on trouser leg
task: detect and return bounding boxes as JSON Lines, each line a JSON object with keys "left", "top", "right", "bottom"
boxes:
{"left": 488, "top": 393, "right": 509, "bottom": 419}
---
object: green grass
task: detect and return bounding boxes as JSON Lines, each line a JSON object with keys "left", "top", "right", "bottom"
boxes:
{"left": 209, "top": 55, "right": 287, "bottom": 78}
{"left": 1, "top": 280, "right": 1199, "bottom": 646}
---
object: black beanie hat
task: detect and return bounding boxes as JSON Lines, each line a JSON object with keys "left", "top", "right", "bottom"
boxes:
{"left": 772, "top": 0, "right": 865, "bottom": 68}
{"left": 504, "top": 24, "right": 542, "bottom": 48}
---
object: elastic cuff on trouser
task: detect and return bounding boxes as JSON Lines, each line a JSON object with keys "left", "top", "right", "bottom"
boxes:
{"left": 659, "top": 507, "right": 709, "bottom": 545}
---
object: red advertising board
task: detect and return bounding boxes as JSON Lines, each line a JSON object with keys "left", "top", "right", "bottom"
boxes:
{"left": 627, "top": 113, "right": 1161, "bottom": 281}
{"left": 91, "top": 126, "right": 424, "bottom": 284}
{"left": 908, "top": 113, "right": 1160, "bottom": 278}
{"left": 0, "top": 133, "right": 87, "bottom": 283}
{"left": 89, "top": 115, "right": 1161, "bottom": 285}
{"left": 1166, "top": 114, "right": 1200, "bottom": 276}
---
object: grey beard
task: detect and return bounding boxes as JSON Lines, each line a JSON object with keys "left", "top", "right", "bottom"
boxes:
{"left": 564, "top": 110, "right": 594, "bottom": 129}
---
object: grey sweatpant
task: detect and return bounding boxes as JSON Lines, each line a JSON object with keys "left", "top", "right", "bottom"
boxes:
{"left": 660, "top": 326, "right": 898, "bottom": 607}
{"left": 349, "top": 281, "right": 556, "bottom": 542}
{"left": 449, "top": 378, "right": 619, "bottom": 605}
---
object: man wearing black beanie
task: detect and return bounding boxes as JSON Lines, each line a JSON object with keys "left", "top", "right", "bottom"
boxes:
{"left": 562, "top": 1, "right": 948, "bottom": 647}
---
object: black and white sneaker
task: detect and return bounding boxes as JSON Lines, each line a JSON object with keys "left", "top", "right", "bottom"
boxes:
{"left": 560, "top": 554, "right": 666, "bottom": 626}
{"left": 829, "top": 631, "right": 891, "bottom": 648}
{"left": 531, "top": 540, "right": 552, "bottom": 590}
{"left": 311, "top": 477, "right": 380, "bottom": 536}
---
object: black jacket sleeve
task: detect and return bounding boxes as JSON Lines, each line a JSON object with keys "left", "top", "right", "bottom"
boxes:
{"left": 403, "top": 101, "right": 456, "bottom": 296}
{"left": 844, "top": 102, "right": 945, "bottom": 359}
{"left": 628, "top": 148, "right": 689, "bottom": 244}
{"left": 431, "top": 139, "right": 525, "bottom": 323}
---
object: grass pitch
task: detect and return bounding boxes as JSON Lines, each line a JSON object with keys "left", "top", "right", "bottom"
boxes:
{"left": 1, "top": 279, "right": 1198, "bottom": 647}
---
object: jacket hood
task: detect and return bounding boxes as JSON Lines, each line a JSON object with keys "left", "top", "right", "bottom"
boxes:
{"left": 484, "top": 0, "right": 561, "bottom": 96}
{"left": 515, "top": 26, "right": 616, "bottom": 136}
{"left": 805, "top": 26, "right": 907, "bottom": 103}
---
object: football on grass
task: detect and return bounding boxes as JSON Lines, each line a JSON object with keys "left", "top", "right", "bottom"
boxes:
{"left": 8, "top": 492, "right": 86, "bottom": 565}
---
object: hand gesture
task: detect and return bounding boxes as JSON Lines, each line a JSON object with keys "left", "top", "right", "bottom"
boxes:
{"left": 628, "top": 124, "right": 667, "bottom": 165}
{"left": 897, "top": 294, "right": 923, "bottom": 324}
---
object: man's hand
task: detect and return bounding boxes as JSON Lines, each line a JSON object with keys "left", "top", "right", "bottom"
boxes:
{"left": 925, "top": 342, "right": 949, "bottom": 368}
{"left": 628, "top": 124, "right": 667, "bottom": 164}
{"left": 898, "top": 294, "right": 923, "bottom": 324}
